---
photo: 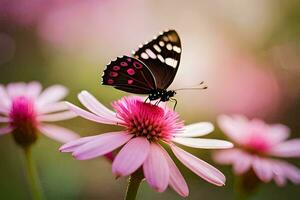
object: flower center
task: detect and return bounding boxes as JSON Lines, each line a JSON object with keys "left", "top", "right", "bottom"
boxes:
{"left": 113, "top": 97, "right": 183, "bottom": 142}
{"left": 9, "top": 96, "right": 37, "bottom": 123}
{"left": 244, "top": 133, "right": 271, "bottom": 153}
{"left": 9, "top": 96, "right": 38, "bottom": 147}
{"left": 127, "top": 115, "right": 165, "bottom": 142}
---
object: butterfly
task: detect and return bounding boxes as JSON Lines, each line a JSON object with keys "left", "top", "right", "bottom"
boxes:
{"left": 102, "top": 30, "right": 206, "bottom": 109}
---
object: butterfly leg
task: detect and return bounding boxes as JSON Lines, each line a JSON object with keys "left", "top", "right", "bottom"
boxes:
{"left": 170, "top": 98, "right": 177, "bottom": 110}
{"left": 144, "top": 96, "right": 149, "bottom": 103}
{"left": 155, "top": 99, "right": 161, "bottom": 106}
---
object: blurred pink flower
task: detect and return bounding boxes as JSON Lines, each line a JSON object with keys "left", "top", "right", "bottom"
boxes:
{"left": 0, "top": 81, "right": 79, "bottom": 146}
{"left": 211, "top": 52, "right": 282, "bottom": 119}
{"left": 0, "top": 0, "right": 69, "bottom": 26}
{"left": 60, "top": 91, "right": 233, "bottom": 197}
{"left": 37, "top": 0, "right": 151, "bottom": 58}
{"left": 214, "top": 115, "right": 300, "bottom": 186}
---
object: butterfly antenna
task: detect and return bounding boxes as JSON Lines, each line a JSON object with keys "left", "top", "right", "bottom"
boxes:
{"left": 175, "top": 81, "right": 208, "bottom": 91}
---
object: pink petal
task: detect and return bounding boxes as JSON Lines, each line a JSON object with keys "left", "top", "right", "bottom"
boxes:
{"left": 37, "top": 85, "right": 68, "bottom": 107}
{"left": 112, "top": 137, "right": 150, "bottom": 176}
{"left": 72, "top": 131, "right": 133, "bottom": 160}
{"left": 213, "top": 149, "right": 241, "bottom": 165}
{"left": 39, "top": 124, "right": 80, "bottom": 143}
{"left": 7, "top": 82, "right": 27, "bottom": 98}
{"left": 78, "top": 91, "right": 118, "bottom": 120}
{"left": 232, "top": 152, "right": 253, "bottom": 175}
{"left": 0, "top": 116, "right": 10, "bottom": 123}
{"left": 218, "top": 115, "right": 248, "bottom": 144}
{"left": 0, "top": 106, "right": 9, "bottom": 115}
{"left": 0, "top": 126, "right": 13, "bottom": 135}
{"left": 0, "top": 85, "right": 11, "bottom": 109}
{"left": 278, "top": 161, "right": 300, "bottom": 184}
{"left": 66, "top": 102, "right": 120, "bottom": 125}
{"left": 268, "top": 124, "right": 290, "bottom": 144}
{"left": 172, "top": 137, "right": 233, "bottom": 149}
{"left": 269, "top": 139, "right": 300, "bottom": 158}
{"left": 143, "top": 144, "right": 170, "bottom": 192}
{"left": 161, "top": 147, "right": 189, "bottom": 197}
{"left": 59, "top": 135, "right": 101, "bottom": 152}
{"left": 38, "top": 102, "right": 69, "bottom": 114}
{"left": 273, "top": 172, "right": 287, "bottom": 186}
{"left": 26, "top": 81, "right": 42, "bottom": 99}
{"left": 252, "top": 156, "right": 273, "bottom": 182}
{"left": 171, "top": 144, "right": 225, "bottom": 186}
{"left": 271, "top": 160, "right": 287, "bottom": 186}
{"left": 174, "top": 122, "right": 214, "bottom": 137}
{"left": 37, "top": 111, "right": 77, "bottom": 122}
{"left": 213, "top": 149, "right": 252, "bottom": 175}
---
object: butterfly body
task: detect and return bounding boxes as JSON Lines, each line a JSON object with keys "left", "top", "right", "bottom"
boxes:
{"left": 148, "top": 89, "right": 176, "bottom": 102}
{"left": 102, "top": 30, "right": 182, "bottom": 107}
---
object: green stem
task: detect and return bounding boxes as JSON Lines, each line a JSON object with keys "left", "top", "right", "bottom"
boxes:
{"left": 124, "top": 170, "right": 144, "bottom": 200}
{"left": 234, "top": 176, "right": 247, "bottom": 200}
{"left": 234, "top": 171, "right": 260, "bottom": 200}
{"left": 24, "top": 147, "right": 43, "bottom": 200}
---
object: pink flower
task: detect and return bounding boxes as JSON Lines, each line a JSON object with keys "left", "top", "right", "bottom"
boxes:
{"left": 0, "top": 81, "right": 79, "bottom": 147}
{"left": 60, "top": 91, "right": 233, "bottom": 196}
{"left": 214, "top": 115, "right": 300, "bottom": 186}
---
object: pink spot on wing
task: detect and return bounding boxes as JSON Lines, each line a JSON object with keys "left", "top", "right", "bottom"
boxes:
{"left": 133, "top": 61, "right": 143, "bottom": 69}
{"left": 113, "top": 66, "right": 120, "bottom": 71}
{"left": 128, "top": 79, "right": 134, "bottom": 84}
{"left": 121, "top": 62, "right": 128, "bottom": 67}
{"left": 127, "top": 58, "right": 132, "bottom": 62}
{"left": 107, "top": 79, "right": 114, "bottom": 85}
{"left": 110, "top": 71, "right": 118, "bottom": 77}
{"left": 127, "top": 68, "right": 135, "bottom": 76}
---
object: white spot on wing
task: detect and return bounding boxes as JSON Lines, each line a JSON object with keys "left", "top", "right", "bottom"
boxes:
{"left": 163, "top": 36, "right": 169, "bottom": 41}
{"left": 166, "top": 43, "right": 172, "bottom": 50}
{"left": 159, "top": 41, "right": 165, "bottom": 47}
{"left": 165, "top": 58, "right": 178, "bottom": 68}
{"left": 157, "top": 54, "right": 164, "bottom": 63}
{"left": 145, "top": 49, "right": 157, "bottom": 59}
{"left": 173, "top": 46, "right": 181, "bottom": 53}
{"left": 141, "top": 52, "right": 149, "bottom": 59}
{"left": 153, "top": 44, "right": 161, "bottom": 52}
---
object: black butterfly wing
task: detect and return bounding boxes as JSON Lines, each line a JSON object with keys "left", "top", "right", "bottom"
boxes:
{"left": 132, "top": 30, "right": 182, "bottom": 89}
{"left": 102, "top": 56, "right": 156, "bottom": 94}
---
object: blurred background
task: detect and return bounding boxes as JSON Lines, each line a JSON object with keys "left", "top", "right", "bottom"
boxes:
{"left": 0, "top": 0, "right": 300, "bottom": 199}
